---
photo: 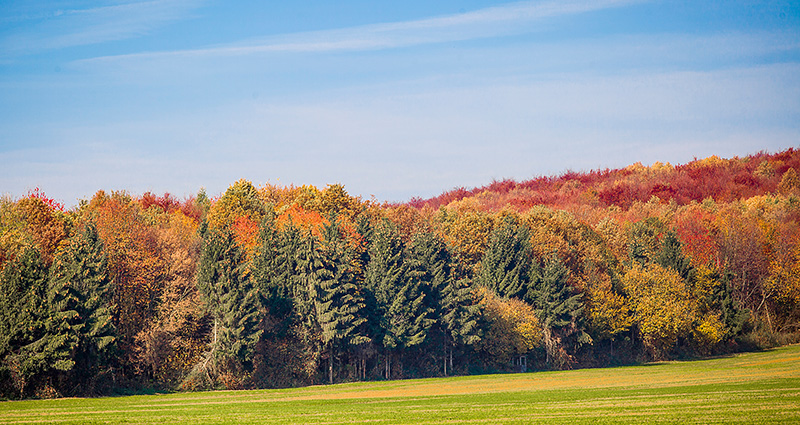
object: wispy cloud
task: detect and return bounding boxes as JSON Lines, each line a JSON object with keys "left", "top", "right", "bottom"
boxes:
{"left": 78, "top": 0, "right": 644, "bottom": 64}
{"left": 0, "top": 0, "right": 204, "bottom": 57}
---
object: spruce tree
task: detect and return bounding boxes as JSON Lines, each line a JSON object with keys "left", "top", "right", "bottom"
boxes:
{"left": 529, "top": 254, "right": 588, "bottom": 369}
{"left": 46, "top": 224, "right": 116, "bottom": 395}
{"left": 0, "top": 247, "right": 52, "bottom": 398}
{"left": 656, "top": 230, "right": 693, "bottom": 282}
{"left": 319, "top": 216, "right": 369, "bottom": 383}
{"left": 407, "top": 231, "right": 478, "bottom": 375}
{"left": 363, "top": 219, "right": 407, "bottom": 379}
{"left": 196, "top": 225, "right": 263, "bottom": 384}
{"left": 252, "top": 210, "right": 293, "bottom": 336}
{"left": 439, "top": 275, "right": 481, "bottom": 375}
{"left": 478, "top": 216, "right": 534, "bottom": 299}
{"left": 292, "top": 229, "right": 327, "bottom": 378}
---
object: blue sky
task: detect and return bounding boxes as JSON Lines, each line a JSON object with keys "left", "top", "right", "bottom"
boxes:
{"left": 1, "top": 0, "right": 798, "bottom": 206}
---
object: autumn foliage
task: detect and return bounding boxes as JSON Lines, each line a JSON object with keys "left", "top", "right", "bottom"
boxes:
{"left": 1, "top": 149, "right": 800, "bottom": 399}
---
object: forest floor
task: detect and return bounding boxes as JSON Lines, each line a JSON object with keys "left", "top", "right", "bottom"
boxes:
{"left": 1, "top": 344, "right": 799, "bottom": 424}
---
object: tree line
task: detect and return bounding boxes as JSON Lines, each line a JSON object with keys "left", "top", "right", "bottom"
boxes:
{"left": 1, "top": 149, "right": 799, "bottom": 399}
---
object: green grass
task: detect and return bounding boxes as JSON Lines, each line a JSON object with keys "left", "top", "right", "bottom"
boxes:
{"left": 2, "top": 345, "right": 800, "bottom": 424}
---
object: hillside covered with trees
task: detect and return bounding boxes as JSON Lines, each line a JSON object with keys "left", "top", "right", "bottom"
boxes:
{"left": 1, "top": 149, "right": 799, "bottom": 399}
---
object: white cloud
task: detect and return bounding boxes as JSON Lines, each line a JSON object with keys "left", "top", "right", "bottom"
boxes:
{"left": 0, "top": 0, "right": 204, "bottom": 57}
{"left": 76, "top": 0, "right": 644, "bottom": 64}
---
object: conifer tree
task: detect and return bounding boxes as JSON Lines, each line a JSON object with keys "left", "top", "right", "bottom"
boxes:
{"left": 364, "top": 219, "right": 407, "bottom": 379}
{"left": 656, "top": 230, "right": 693, "bottom": 282}
{"left": 440, "top": 274, "right": 481, "bottom": 375}
{"left": 252, "top": 210, "right": 295, "bottom": 336}
{"left": 478, "top": 216, "right": 534, "bottom": 299}
{"left": 196, "top": 225, "right": 262, "bottom": 385}
{"left": 0, "top": 247, "right": 52, "bottom": 398}
{"left": 529, "top": 254, "right": 588, "bottom": 369}
{"left": 318, "top": 216, "right": 369, "bottom": 383}
{"left": 291, "top": 229, "right": 326, "bottom": 379}
{"left": 46, "top": 224, "right": 116, "bottom": 395}
{"left": 407, "top": 231, "right": 479, "bottom": 375}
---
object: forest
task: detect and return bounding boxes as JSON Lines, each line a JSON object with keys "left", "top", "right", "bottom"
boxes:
{"left": 1, "top": 148, "right": 799, "bottom": 399}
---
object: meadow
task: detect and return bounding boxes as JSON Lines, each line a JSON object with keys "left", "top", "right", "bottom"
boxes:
{"left": 1, "top": 344, "right": 798, "bottom": 424}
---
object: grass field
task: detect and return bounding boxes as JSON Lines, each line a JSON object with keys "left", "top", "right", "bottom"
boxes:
{"left": 2, "top": 345, "right": 799, "bottom": 424}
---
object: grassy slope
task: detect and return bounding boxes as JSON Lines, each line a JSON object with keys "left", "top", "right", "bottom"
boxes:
{"left": 2, "top": 345, "right": 799, "bottom": 424}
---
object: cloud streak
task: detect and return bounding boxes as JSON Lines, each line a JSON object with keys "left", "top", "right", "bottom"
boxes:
{"left": 1, "top": 0, "right": 204, "bottom": 57}
{"left": 77, "top": 0, "right": 644, "bottom": 65}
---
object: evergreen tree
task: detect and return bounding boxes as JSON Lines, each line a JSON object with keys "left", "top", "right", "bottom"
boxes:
{"left": 407, "top": 231, "right": 479, "bottom": 375}
{"left": 656, "top": 230, "right": 693, "bottom": 282}
{"left": 478, "top": 216, "right": 534, "bottom": 299}
{"left": 440, "top": 275, "right": 481, "bottom": 375}
{"left": 196, "top": 225, "right": 263, "bottom": 385}
{"left": 46, "top": 224, "right": 116, "bottom": 395}
{"left": 252, "top": 210, "right": 294, "bottom": 336}
{"left": 318, "top": 216, "right": 369, "bottom": 383}
{"left": 529, "top": 254, "right": 588, "bottom": 369}
{"left": 291, "top": 229, "right": 326, "bottom": 379}
{"left": 0, "top": 247, "right": 52, "bottom": 398}
{"left": 628, "top": 218, "right": 665, "bottom": 267}
{"left": 363, "top": 219, "right": 407, "bottom": 379}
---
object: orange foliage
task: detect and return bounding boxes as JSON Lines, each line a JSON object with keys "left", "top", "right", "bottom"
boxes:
{"left": 277, "top": 203, "right": 327, "bottom": 238}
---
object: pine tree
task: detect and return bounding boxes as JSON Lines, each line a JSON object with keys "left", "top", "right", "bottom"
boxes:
{"left": 196, "top": 225, "right": 263, "bottom": 385}
{"left": 478, "top": 216, "right": 534, "bottom": 299}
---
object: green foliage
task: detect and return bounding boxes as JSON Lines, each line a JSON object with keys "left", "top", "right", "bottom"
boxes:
{"left": 628, "top": 218, "right": 666, "bottom": 266}
{"left": 46, "top": 224, "right": 116, "bottom": 395}
{"left": 478, "top": 215, "right": 534, "bottom": 299}
{"left": 4, "top": 148, "right": 800, "bottom": 395}
{"left": 528, "top": 254, "right": 588, "bottom": 369}
{"left": 196, "top": 225, "right": 262, "bottom": 386}
{"left": 656, "top": 230, "right": 693, "bottom": 281}
{"left": 0, "top": 247, "right": 53, "bottom": 398}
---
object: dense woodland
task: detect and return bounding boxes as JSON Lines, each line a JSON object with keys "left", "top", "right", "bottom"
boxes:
{"left": 1, "top": 149, "right": 800, "bottom": 399}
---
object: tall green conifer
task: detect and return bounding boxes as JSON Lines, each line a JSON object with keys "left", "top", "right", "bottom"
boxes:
{"left": 47, "top": 224, "right": 115, "bottom": 395}
{"left": 478, "top": 216, "right": 534, "bottom": 299}
{"left": 196, "top": 225, "right": 262, "bottom": 384}
{"left": 0, "top": 247, "right": 51, "bottom": 398}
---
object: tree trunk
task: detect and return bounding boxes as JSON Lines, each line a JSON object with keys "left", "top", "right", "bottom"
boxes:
{"left": 328, "top": 346, "right": 334, "bottom": 385}
{"left": 449, "top": 347, "right": 453, "bottom": 375}
{"left": 443, "top": 343, "right": 448, "bottom": 377}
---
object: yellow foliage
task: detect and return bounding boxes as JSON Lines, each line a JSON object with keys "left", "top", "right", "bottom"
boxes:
{"left": 766, "top": 243, "right": 800, "bottom": 308}
{"left": 474, "top": 286, "right": 542, "bottom": 364}
{"left": 693, "top": 312, "right": 725, "bottom": 350}
{"left": 695, "top": 155, "right": 728, "bottom": 168}
{"left": 207, "top": 179, "right": 265, "bottom": 230}
{"left": 438, "top": 207, "right": 495, "bottom": 274}
{"left": 585, "top": 274, "right": 632, "bottom": 339}
{"left": 622, "top": 264, "right": 697, "bottom": 358}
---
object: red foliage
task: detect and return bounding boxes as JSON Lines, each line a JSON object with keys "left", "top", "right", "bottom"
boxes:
{"left": 402, "top": 149, "right": 800, "bottom": 215}
{"left": 26, "top": 187, "right": 65, "bottom": 212}
{"left": 139, "top": 192, "right": 202, "bottom": 222}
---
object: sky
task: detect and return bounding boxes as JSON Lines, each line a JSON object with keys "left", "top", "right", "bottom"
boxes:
{"left": 1, "top": 0, "right": 798, "bottom": 207}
